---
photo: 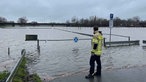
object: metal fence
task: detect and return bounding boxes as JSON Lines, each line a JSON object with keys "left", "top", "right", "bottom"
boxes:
{"left": 6, "top": 49, "right": 26, "bottom": 82}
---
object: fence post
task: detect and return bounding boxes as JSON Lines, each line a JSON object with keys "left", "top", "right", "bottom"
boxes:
{"left": 37, "top": 40, "right": 40, "bottom": 54}
{"left": 103, "top": 38, "right": 106, "bottom": 47}
{"left": 8, "top": 47, "right": 10, "bottom": 56}
{"left": 128, "top": 37, "right": 130, "bottom": 46}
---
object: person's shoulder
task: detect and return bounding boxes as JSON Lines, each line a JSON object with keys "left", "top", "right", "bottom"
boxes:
{"left": 93, "top": 33, "right": 99, "bottom": 38}
{"left": 95, "top": 31, "right": 100, "bottom": 35}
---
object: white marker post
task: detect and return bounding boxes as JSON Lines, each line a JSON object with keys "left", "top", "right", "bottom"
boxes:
{"left": 109, "top": 13, "right": 114, "bottom": 45}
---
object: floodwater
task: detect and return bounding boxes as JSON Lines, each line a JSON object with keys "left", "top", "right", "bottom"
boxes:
{"left": 0, "top": 26, "right": 146, "bottom": 81}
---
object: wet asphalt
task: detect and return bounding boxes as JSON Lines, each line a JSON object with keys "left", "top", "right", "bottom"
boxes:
{"left": 49, "top": 66, "right": 146, "bottom": 82}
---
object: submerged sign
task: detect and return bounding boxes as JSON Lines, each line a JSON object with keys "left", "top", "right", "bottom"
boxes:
{"left": 74, "top": 37, "right": 78, "bottom": 43}
{"left": 25, "top": 35, "right": 38, "bottom": 41}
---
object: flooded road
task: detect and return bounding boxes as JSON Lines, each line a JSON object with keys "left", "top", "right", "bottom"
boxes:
{"left": 0, "top": 27, "right": 146, "bottom": 80}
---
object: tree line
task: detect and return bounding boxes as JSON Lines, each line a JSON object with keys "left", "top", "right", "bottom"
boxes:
{"left": 66, "top": 16, "right": 146, "bottom": 27}
{"left": 1, "top": 16, "right": 146, "bottom": 27}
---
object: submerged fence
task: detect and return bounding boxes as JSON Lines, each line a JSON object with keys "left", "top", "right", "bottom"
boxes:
{"left": 103, "top": 33, "right": 139, "bottom": 47}
{"left": 143, "top": 40, "right": 146, "bottom": 44}
{"left": 56, "top": 28, "right": 140, "bottom": 47}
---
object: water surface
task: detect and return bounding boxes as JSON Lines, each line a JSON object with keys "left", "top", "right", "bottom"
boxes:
{"left": 0, "top": 26, "right": 146, "bottom": 80}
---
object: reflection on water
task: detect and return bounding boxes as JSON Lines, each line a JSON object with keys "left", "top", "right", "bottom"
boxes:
{"left": 26, "top": 51, "right": 41, "bottom": 74}
{"left": 72, "top": 48, "right": 79, "bottom": 54}
{"left": 87, "top": 76, "right": 102, "bottom": 82}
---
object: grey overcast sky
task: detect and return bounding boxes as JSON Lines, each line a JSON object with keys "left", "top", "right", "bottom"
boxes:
{"left": 0, "top": 0, "right": 146, "bottom": 22}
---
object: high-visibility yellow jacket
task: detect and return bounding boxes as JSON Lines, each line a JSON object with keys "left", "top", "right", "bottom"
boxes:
{"left": 91, "top": 31, "right": 103, "bottom": 56}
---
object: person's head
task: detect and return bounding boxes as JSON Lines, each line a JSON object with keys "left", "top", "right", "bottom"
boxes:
{"left": 93, "top": 26, "right": 98, "bottom": 34}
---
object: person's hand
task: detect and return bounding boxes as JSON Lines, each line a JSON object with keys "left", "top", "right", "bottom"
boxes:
{"left": 91, "top": 52, "right": 94, "bottom": 55}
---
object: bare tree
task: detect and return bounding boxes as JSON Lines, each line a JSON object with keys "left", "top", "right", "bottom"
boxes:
{"left": 71, "top": 16, "right": 78, "bottom": 23}
{"left": 0, "top": 17, "right": 7, "bottom": 23}
{"left": 17, "top": 17, "right": 28, "bottom": 23}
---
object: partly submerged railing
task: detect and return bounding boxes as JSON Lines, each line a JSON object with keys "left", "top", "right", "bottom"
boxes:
{"left": 6, "top": 49, "right": 26, "bottom": 82}
{"left": 103, "top": 33, "right": 130, "bottom": 47}
{"left": 142, "top": 40, "right": 146, "bottom": 49}
{"left": 55, "top": 28, "right": 140, "bottom": 47}
{"left": 143, "top": 40, "right": 146, "bottom": 44}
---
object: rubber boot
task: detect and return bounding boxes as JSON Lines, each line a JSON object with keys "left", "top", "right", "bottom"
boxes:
{"left": 85, "top": 74, "right": 94, "bottom": 79}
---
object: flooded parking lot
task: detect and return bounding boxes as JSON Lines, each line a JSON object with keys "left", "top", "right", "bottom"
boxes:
{"left": 0, "top": 27, "right": 146, "bottom": 80}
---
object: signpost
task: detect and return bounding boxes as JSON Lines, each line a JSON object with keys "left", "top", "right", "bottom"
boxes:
{"left": 25, "top": 35, "right": 40, "bottom": 53}
{"left": 109, "top": 13, "right": 114, "bottom": 45}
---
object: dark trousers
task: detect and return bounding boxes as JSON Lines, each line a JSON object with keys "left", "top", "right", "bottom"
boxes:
{"left": 89, "top": 54, "right": 101, "bottom": 75}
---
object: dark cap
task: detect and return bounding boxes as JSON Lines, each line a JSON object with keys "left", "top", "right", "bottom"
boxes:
{"left": 93, "top": 26, "right": 98, "bottom": 31}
